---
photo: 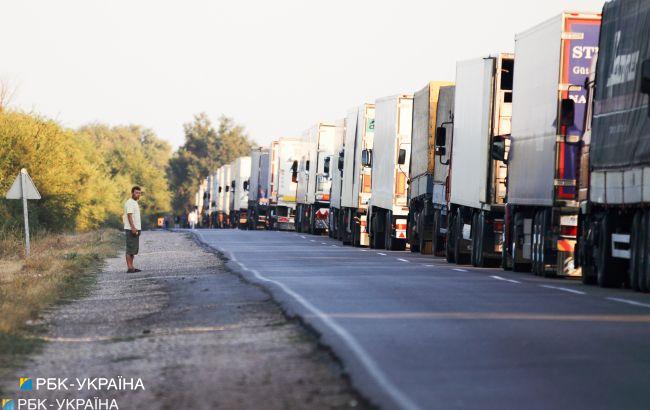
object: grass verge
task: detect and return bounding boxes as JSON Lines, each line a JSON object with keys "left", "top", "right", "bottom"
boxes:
{"left": 0, "top": 229, "right": 121, "bottom": 385}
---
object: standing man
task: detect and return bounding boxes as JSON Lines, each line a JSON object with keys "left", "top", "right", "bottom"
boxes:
{"left": 124, "top": 186, "right": 142, "bottom": 273}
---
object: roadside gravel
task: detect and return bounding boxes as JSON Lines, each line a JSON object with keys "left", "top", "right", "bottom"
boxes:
{"left": 0, "top": 231, "right": 366, "bottom": 409}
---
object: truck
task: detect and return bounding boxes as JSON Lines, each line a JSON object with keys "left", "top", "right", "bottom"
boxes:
{"left": 328, "top": 119, "right": 346, "bottom": 239}
{"left": 268, "top": 137, "right": 304, "bottom": 230}
{"left": 366, "top": 94, "right": 413, "bottom": 250}
{"left": 576, "top": 0, "right": 650, "bottom": 290}
{"left": 295, "top": 122, "right": 343, "bottom": 234}
{"left": 216, "top": 164, "right": 232, "bottom": 228}
{"left": 501, "top": 12, "right": 601, "bottom": 275}
{"left": 229, "top": 156, "right": 251, "bottom": 229}
{"left": 443, "top": 54, "right": 514, "bottom": 266}
{"left": 339, "top": 104, "right": 375, "bottom": 246}
{"left": 407, "top": 82, "right": 454, "bottom": 255}
{"left": 247, "top": 147, "right": 271, "bottom": 230}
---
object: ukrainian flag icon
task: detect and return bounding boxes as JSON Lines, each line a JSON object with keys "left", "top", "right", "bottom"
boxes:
{"left": 19, "top": 378, "right": 32, "bottom": 391}
{"left": 2, "top": 399, "right": 14, "bottom": 410}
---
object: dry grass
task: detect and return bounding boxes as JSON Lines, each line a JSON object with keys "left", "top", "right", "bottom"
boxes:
{"left": 0, "top": 229, "right": 121, "bottom": 362}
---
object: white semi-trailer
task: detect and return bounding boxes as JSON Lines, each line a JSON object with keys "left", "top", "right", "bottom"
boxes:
{"left": 216, "top": 164, "right": 232, "bottom": 228}
{"left": 443, "top": 54, "right": 514, "bottom": 266}
{"left": 328, "top": 119, "right": 346, "bottom": 239}
{"left": 268, "top": 137, "right": 304, "bottom": 230}
{"left": 229, "top": 156, "right": 251, "bottom": 229}
{"left": 503, "top": 12, "right": 601, "bottom": 275}
{"left": 248, "top": 147, "right": 271, "bottom": 230}
{"left": 295, "top": 122, "right": 343, "bottom": 234}
{"left": 367, "top": 94, "right": 413, "bottom": 250}
{"left": 339, "top": 104, "right": 375, "bottom": 246}
{"left": 408, "top": 82, "right": 454, "bottom": 254}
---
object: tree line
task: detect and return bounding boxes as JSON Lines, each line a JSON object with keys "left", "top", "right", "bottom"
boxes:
{"left": 0, "top": 108, "right": 253, "bottom": 235}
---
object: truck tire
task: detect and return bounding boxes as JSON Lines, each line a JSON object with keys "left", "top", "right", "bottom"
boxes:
{"left": 352, "top": 219, "right": 360, "bottom": 247}
{"left": 595, "top": 214, "right": 624, "bottom": 288}
{"left": 532, "top": 212, "right": 540, "bottom": 275}
{"left": 431, "top": 210, "right": 441, "bottom": 256}
{"left": 471, "top": 212, "right": 479, "bottom": 267}
{"left": 630, "top": 211, "right": 644, "bottom": 292}
{"left": 512, "top": 212, "right": 530, "bottom": 272}
{"left": 386, "top": 212, "right": 405, "bottom": 251}
{"left": 477, "top": 212, "right": 486, "bottom": 267}
{"left": 446, "top": 213, "right": 456, "bottom": 263}
{"left": 418, "top": 211, "right": 429, "bottom": 255}
{"left": 454, "top": 209, "right": 469, "bottom": 265}
{"left": 409, "top": 211, "right": 420, "bottom": 253}
{"left": 370, "top": 211, "right": 385, "bottom": 249}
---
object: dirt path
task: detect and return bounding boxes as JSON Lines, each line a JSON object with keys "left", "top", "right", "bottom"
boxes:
{"left": 0, "top": 231, "right": 365, "bottom": 409}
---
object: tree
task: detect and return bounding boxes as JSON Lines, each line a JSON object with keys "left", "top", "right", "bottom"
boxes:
{"left": 168, "top": 113, "right": 254, "bottom": 214}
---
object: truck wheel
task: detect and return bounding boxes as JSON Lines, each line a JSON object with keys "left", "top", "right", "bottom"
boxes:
{"left": 454, "top": 209, "right": 469, "bottom": 265}
{"left": 446, "top": 213, "right": 456, "bottom": 263}
{"left": 531, "top": 212, "right": 540, "bottom": 275}
{"left": 630, "top": 211, "right": 644, "bottom": 292}
{"left": 409, "top": 211, "right": 420, "bottom": 252}
{"left": 418, "top": 211, "right": 430, "bottom": 255}
{"left": 512, "top": 212, "right": 530, "bottom": 272}
{"left": 471, "top": 212, "right": 479, "bottom": 267}
{"left": 431, "top": 210, "right": 441, "bottom": 256}
{"left": 476, "top": 212, "right": 486, "bottom": 267}
{"left": 595, "top": 214, "right": 624, "bottom": 288}
{"left": 385, "top": 212, "right": 394, "bottom": 250}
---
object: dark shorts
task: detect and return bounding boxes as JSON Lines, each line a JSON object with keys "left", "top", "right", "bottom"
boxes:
{"left": 125, "top": 230, "right": 140, "bottom": 255}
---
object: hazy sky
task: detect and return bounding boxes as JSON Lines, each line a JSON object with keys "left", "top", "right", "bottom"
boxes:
{"left": 2, "top": 0, "right": 606, "bottom": 149}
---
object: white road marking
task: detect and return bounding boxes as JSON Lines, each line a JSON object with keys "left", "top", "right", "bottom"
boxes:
{"left": 310, "top": 239, "right": 316, "bottom": 242}
{"left": 331, "top": 245, "right": 338, "bottom": 247}
{"left": 490, "top": 275, "right": 521, "bottom": 284}
{"left": 397, "top": 258, "right": 409, "bottom": 263}
{"left": 424, "top": 264, "right": 436, "bottom": 267}
{"left": 377, "top": 252, "right": 387, "bottom": 256}
{"left": 606, "top": 297, "right": 650, "bottom": 309}
{"left": 300, "top": 235, "right": 306, "bottom": 239}
{"left": 540, "top": 285, "right": 586, "bottom": 295}
{"left": 453, "top": 268, "right": 468, "bottom": 272}
{"left": 218, "top": 246, "right": 420, "bottom": 410}
{"left": 360, "top": 249, "right": 368, "bottom": 252}
{"left": 321, "top": 242, "right": 327, "bottom": 245}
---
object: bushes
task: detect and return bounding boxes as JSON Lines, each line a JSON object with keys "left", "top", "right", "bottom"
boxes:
{"left": 0, "top": 110, "right": 171, "bottom": 235}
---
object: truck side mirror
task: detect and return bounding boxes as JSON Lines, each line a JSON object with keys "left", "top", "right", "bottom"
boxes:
{"left": 231, "top": 180, "right": 235, "bottom": 189}
{"left": 397, "top": 148, "right": 406, "bottom": 165}
{"left": 491, "top": 137, "right": 509, "bottom": 163}
{"left": 225, "top": 186, "right": 230, "bottom": 192}
{"left": 290, "top": 160, "right": 298, "bottom": 183}
{"left": 218, "top": 186, "right": 222, "bottom": 193}
{"left": 560, "top": 98, "right": 575, "bottom": 127}
{"left": 323, "top": 157, "right": 331, "bottom": 177}
{"left": 361, "top": 149, "right": 372, "bottom": 167}
{"left": 305, "top": 160, "right": 310, "bottom": 171}
{"left": 435, "top": 127, "right": 446, "bottom": 147}
{"left": 243, "top": 180, "right": 249, "bottom": 191}
{"left": 338, "top": 151, "right": 344, "bottom": 171}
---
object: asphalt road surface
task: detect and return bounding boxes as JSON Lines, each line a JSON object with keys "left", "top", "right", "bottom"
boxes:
{"left": 195, "top": 229, "right": 650, "bottom": 410}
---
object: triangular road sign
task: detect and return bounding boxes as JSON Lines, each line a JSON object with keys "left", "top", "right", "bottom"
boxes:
{"left": 6, "top": 168, "right": 41, "bottom": 200}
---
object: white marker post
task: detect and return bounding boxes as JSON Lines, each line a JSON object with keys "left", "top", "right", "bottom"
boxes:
{"left": 5, "top": 168, "right": 41, "bottom": 257}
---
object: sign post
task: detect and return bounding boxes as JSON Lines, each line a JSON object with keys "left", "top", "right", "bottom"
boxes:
{"left": 5, "top": 168, "right": 41, "bottom": 257}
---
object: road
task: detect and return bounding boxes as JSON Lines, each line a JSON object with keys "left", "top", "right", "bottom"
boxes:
{"left": 195, "top": 229, "right": 650, "bottom": 410}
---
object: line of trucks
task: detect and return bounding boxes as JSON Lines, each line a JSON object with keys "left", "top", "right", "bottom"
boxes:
{"left": 194, "top": 0, "right": 650, "bottom": 293}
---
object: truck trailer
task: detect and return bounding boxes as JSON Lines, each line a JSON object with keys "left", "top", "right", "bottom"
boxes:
{"left": 408, "top": 82, "right": 454, "bottom": 255}
{"left": 503, "top": 12, "right": 601, "bottom": 276}
{"left": 367, "top": 94, "right": 413, "bottom": 250}
{"left": 339, "top": 104, "right": 375, "bottom": 246}
{"left": 444, "top": 54, "right": 514, "bottom": 266}
{"left": 268, "top": 137, "right": 304, "bottom": 230}
{"left": 328, "top": 119, "right": 346, "bottom": 239}
{"left": 229, "top": 156, "right": 251, "bottom": 229}
{"left": 247, "top": 147, "right": 271, "bottom": 230}
{"left": 295, "top": 122, "right": 342, "bottom": 234}
{"left": 577, "top": 0, "right": 650, "bottom": 290}
{"left": 216, "top": 164, "right": 232, "bottom": 228}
